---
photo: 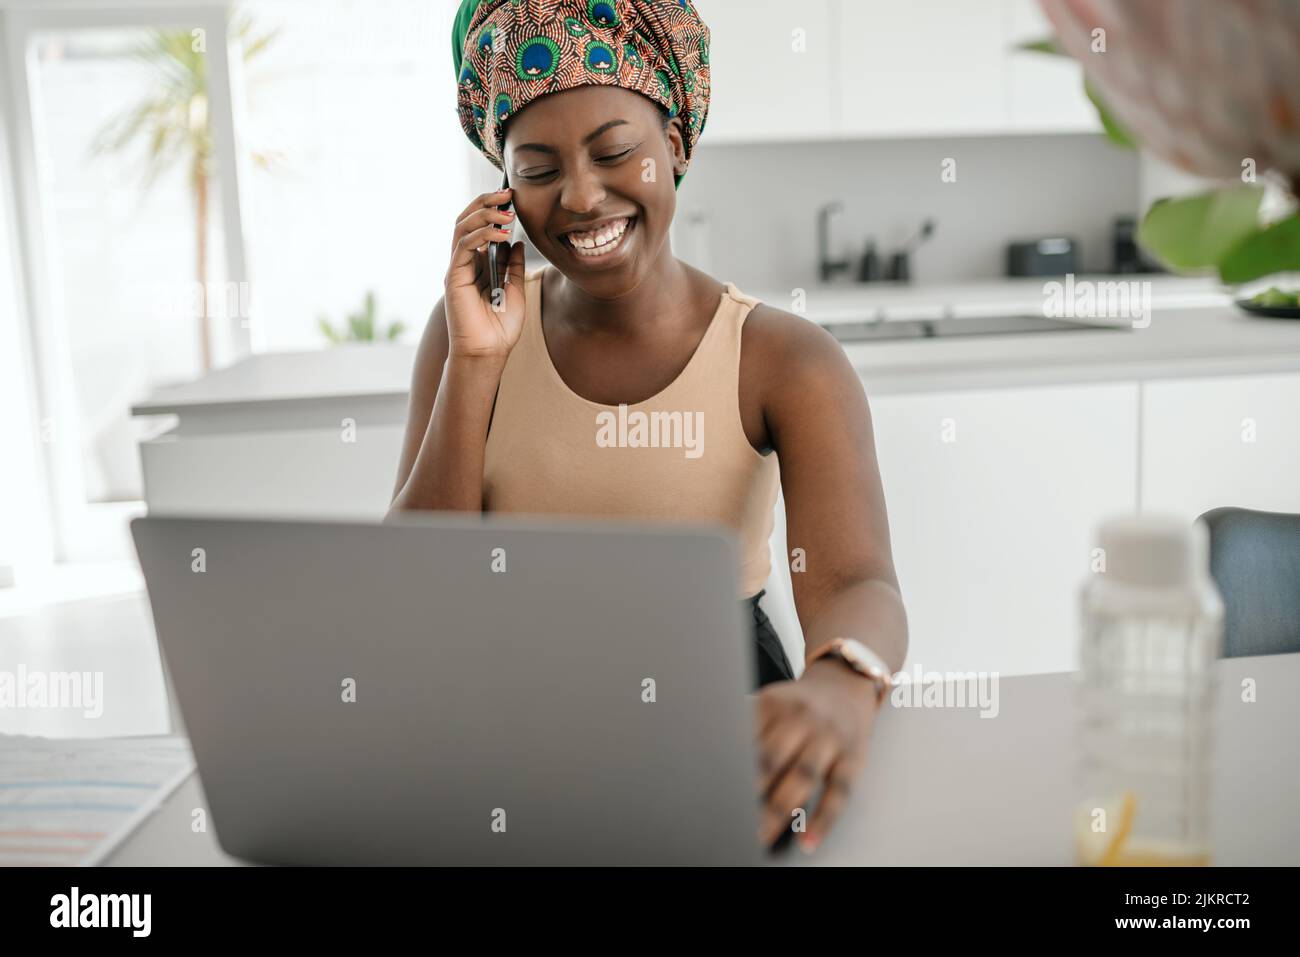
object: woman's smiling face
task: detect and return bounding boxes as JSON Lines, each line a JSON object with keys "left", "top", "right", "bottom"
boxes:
{"left": 502, "top": 85, "right": 686, "bottom": 296}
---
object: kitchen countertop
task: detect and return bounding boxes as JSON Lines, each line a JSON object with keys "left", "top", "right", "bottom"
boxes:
{"left": 843, "top": 304, "right": 1300, "bottom": 395}
{"left": 746, "top": 273, "right": 1230, "bottom": 321}
{"left": 132, "top": 277, "right": 1300, "bottom": 417}
{"left": 132, "top": 344, "right": 418, "bottom": 416}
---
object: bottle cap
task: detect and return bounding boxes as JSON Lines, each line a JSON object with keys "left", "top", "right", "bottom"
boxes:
{"left": 1097, "top": 514, "right": 1210, "bottom": 588}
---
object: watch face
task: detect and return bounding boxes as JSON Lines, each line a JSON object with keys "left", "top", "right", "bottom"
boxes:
{"left": 839, "top": 639, "right": 870, "bottom": 669}
{"left": 836, "top": 639, "right": 890, "bottom": 692}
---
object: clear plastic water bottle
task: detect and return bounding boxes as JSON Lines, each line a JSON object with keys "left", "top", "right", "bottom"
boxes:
{"left": 1076, "top": 515, "right": 1224, "bottom": 866}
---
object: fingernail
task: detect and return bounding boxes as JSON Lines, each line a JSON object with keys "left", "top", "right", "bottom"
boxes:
{"left": 799, "top": 834, "right": 819, "bottom": 854}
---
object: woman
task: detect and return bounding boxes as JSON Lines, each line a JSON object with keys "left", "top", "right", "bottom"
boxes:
{"left": 391, "top": 0, "right": 907, "bottom": 853}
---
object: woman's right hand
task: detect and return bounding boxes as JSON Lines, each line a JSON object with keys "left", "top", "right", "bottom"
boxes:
{"left": 444, "top": 187, "right": 528, "bottom": 361}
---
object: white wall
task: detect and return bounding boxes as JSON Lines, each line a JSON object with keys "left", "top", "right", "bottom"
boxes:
{"left": 676, "top": 132, "right": 1141, "bottom": 288}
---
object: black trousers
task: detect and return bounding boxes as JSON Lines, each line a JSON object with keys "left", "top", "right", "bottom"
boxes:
{"left": 745, "top": 590, "right": 802, "bottom": 851}
{"left": 744, "top": 589, "right": 795, "bottom": 690}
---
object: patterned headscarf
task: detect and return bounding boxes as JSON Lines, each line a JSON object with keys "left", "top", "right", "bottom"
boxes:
{"left": 452, "top": 0, "right": 712, "bottom": 189}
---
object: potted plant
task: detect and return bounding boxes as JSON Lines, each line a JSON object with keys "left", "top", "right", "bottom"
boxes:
{"left": 318, "top": 290, "right": 406, "bottom": 345}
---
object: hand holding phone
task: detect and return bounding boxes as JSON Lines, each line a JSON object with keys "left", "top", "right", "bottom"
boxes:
{"left": 444, "top": 177, "right": 526, "bottom": 361}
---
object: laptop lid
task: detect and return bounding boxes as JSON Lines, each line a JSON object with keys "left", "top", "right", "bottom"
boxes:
{"left": 131, "top": 513, "right": 761, "bottom": 865}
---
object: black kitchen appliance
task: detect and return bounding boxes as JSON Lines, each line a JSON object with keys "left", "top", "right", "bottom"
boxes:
{"left": 1006, "top": 237, "right": 1080, "bottom": 277}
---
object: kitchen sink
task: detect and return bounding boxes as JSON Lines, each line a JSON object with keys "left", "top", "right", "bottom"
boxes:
{"left": 820, "top": 314, "right": 1128, "bottom": 343}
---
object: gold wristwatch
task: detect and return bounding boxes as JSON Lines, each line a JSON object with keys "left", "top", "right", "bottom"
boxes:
{"left": 807, "top": 638, "right": 892, "bottom": 705}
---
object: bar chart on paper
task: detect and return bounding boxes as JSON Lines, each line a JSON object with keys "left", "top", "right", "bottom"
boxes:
{"left": 0, "top": 736, "right": 193, "bottom": 866}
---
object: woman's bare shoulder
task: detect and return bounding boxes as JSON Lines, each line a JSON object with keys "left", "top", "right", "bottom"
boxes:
{"left": 738, "top": 292, "right": 851, "bottom": 384}
{"left": 727, "top": 283, "right": 862, "bottom": 450}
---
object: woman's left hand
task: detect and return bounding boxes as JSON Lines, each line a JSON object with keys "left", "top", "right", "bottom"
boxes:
{"left": 754, "top": 659, "right": 881, "bottom": 852}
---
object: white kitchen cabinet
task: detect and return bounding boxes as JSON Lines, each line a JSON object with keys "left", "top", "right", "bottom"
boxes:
{"left": 868, "top": 382, "right": 1138, "bottom": 677}
{"left": 1005, "top": 0, "right": 1099, "bottom": 133}
{"left": 836, "top": 0, "right": 1008, "bottom": 138}
{"left": 694, "top": 0, "right": 838, "bottom": 142}
{"left": 1141, "top": 372, "right": 1300, "bottom": 521}
{"left": 697, "top": 0, "right": 1097, "bottom": 142}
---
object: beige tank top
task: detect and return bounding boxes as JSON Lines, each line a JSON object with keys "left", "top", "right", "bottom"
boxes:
{"left": 483, "top": 267, "right": 781, "bottom": 598}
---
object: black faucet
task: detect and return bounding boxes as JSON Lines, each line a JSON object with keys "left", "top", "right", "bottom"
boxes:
{"left": 817, "top": 202, "right": 851, "bottom": 282}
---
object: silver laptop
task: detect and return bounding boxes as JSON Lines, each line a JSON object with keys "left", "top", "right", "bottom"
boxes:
{"left": 131, "top": 513, "right": 762, "bottom": 865}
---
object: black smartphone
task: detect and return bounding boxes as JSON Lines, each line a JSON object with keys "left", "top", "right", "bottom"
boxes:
{"left": 487, "top": 169, "right": 512, "bottom": 294}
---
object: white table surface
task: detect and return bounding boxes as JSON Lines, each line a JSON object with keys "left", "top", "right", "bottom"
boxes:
{"left": 102, "top": 653, "right": 1300, "bottom": 866}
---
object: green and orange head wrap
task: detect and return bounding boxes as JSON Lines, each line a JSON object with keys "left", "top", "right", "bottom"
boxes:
{"left": 451, "top": 0, "right": 712, "bottom": 189}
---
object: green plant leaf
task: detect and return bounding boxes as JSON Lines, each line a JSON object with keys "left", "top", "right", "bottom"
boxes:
{"left": 386, "top": 321, "right": 407, "bottom": 341}
{"left": 347, "top": 312, "right": 371, "bottom": 341}
{"left": 1083, "top": 79, "right": 1136, "bottom": 150}
{"left": 1017, "top": 36, "right": 1062, "bottom": 55}
{"left": 1218, "top": 214, "right": 1300, "bottom": 285}
{"left": 318, "top": 316, "right": 340, "bottom": 344}
{"left": 1137, "top": 186, "right": 1265, "bottom": 272}
{"left": 233, "top": 12, "right": 280, "bottom": 62}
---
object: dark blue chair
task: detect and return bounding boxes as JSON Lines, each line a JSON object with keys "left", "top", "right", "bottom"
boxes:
{"left": 1200, "top": 507, "right": 1300, "bottom": 658}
